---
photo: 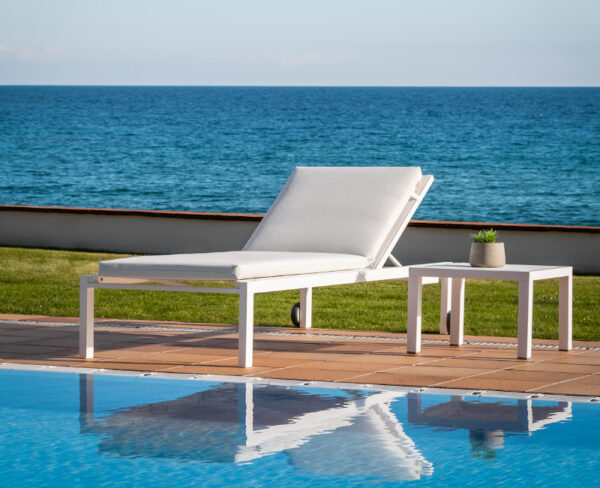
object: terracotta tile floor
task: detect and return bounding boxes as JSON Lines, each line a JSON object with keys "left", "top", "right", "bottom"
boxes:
{"left": 1, "top": 313, "right": 600, "bottom": 396}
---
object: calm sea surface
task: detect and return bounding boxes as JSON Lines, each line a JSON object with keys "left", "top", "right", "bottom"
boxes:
{"left": 1, "top": 86, "right": 599, "bottom": 225}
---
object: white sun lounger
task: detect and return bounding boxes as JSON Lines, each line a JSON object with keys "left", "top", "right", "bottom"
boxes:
{"left": 79, "top": 166, "right": 434, "bottom": 367}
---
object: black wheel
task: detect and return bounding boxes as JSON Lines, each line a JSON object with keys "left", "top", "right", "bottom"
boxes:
{"left": 290, "top": 301, "right": 301, "bottom": 327}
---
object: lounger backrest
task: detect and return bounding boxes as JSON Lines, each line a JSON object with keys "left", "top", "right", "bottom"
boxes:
{"left": 243, "top": 167, "right": 431, "bottom": 268}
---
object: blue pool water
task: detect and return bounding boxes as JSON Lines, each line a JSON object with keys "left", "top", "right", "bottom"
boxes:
{"left": 1, "top": 86, "right": 599, "bottom": 226}
{"left": 0, "top": 369, "right": 598, "bottom": 487}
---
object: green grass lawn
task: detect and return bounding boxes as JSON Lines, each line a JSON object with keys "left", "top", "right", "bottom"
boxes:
{"left": 1, "top": 246, "right": 599, "bottom": 341}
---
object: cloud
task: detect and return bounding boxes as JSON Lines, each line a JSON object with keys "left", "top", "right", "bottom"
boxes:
{"left": 0, "top": 44, "right": 72, "bottom": 61}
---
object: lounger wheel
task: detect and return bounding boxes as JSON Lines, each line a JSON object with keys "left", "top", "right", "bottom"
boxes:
{"left": 290, "top": 301, "right": 301, "bottom": 327}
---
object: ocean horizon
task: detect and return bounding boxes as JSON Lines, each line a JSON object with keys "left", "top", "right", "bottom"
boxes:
{"left": 1, "top": 86, "right": 599, "bottom": 226}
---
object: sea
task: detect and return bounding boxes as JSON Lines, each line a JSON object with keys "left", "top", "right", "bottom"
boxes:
{"left": 1, "top": 86, "right": 599, "bottom": 226}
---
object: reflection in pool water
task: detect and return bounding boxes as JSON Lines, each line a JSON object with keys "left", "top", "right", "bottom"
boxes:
{"left": 79, "top": 373, "right": 571, "bottom": 479}
{"left": 0, "top": 368, "right": 595, "bottom": 487}
{"left": 80, "top": 376, "right": 433, "bottom": 480}
{"left": 406, "top": 393, "right": 571, "bottom": 459}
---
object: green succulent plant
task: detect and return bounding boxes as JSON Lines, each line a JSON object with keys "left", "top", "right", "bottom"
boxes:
{"left": 470, "top": 229, "right": 498, "bottom": 243}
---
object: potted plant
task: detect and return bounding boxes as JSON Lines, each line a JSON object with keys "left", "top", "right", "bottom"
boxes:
{"left": 469, "top": 229, "right": 505, "bottom": 268}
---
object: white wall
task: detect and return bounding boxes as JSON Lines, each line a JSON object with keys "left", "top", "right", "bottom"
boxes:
{"left": 0, "top": 209, "right": 256, "bottom": 254}
{"left": 1, "top": 206, "right": 598, "bottom": 273}
{"left": 394, "top": 226, "right": 599, "bottom": 273}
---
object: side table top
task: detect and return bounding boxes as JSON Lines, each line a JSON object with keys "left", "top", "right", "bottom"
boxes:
{"left": 409, "top": 262, "right": 572, "bottom": 280}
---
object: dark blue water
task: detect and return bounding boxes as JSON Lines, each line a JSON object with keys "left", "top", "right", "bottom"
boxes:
{"left": 1, "top": 369, "right": 597, "bottom": 487}
{"left": 1, "top": 86, "right": 599, "bottom": 225}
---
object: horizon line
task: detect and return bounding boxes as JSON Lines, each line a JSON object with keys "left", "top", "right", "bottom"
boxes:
{"left": 1, "top": 83, "right": 599, "bottom": 88}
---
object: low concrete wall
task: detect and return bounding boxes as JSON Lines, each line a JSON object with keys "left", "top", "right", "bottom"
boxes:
{"left": 1, "top": 205, "right": 599, "bottom": 274}
{"left": 395, "top": 223, "right": 600, "bottom": 274}
{"left": 0, "top": 206, "right": 258, "bottom": 255}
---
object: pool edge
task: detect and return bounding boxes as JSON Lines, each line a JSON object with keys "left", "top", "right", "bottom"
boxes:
{"left": 2, "top": 361, "right": 598, "bottom": 404}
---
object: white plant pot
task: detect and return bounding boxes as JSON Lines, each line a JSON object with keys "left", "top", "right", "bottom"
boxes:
{"left": 469, "top": 242, "right": 506, "bottom": 268}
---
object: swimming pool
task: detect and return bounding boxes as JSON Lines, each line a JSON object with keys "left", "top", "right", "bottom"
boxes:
{"left": 0, "top": 366, "right": 598, "bottom": 487}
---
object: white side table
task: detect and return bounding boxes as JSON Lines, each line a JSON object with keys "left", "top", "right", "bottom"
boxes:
{"left": 407, "top": 263, "right": 573, "bottom": 359}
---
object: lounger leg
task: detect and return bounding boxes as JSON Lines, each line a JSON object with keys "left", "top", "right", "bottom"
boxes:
{"left": 440, "top": 278, "right": 452, "bottom": 335}
{"left": 238, "top": 284, "right": 255, "bottom": 368}
{"left": 407, "top": 275, "right": 423, "bottom": 354}
{"left": 300, "top": 287, "right": 312, "bottom": 329}
{"left": 79, "top": 275, "right": 95, "bottom": 359}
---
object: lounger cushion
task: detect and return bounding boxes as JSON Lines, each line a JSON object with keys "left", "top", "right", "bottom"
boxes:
{"left": 243, "top": 166, "right": 422, "bottom": 265}
{"left": 98, "top": 251, "right": 369, "bottom": 281}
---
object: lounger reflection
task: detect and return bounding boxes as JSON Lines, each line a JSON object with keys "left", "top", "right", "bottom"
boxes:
{"left": 79, "top": 375, "right": 433, "bottom": 481}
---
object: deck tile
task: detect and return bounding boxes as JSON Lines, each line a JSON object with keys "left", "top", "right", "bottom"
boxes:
{"left": 532, "top": 379, "right": 600, "bottom": 396}
{"left": 434, "top": 377, "right": 549, "bottom": 392}
{"left": 509, "top": 362, "right": 600, "bottom": 374}
{"left": 210, "top": 356, "right": 319, "bottom": 368}
{"left": 347, "top": 372, "right": 452, "bottom": 387}
{"left": 165, "top": 364, "right": 271, "bottom": 376}
{"left": 300, "top": 360, "right": 403, "bottom": 373}
{"left": 424, "top": 357, "right": 521, "bottom": 369}
{"left": 246, "top": 367, "right": 363, "bottom": 382}
{"left": 382, "top": 364, "right": 491, "bottom": 378}
{"left": 481, "top": 369, "right": 583, "bottom": 383}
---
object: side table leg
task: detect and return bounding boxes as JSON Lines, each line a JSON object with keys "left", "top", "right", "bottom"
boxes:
{"left": 517, "top": 277, "right": 533, "bottom": 359}
{"left": 440, "top": 278, "right": 452, "bottom": 335}
{"left": 407, "top": 275, "right": 423, "bottom": 354}
{"left": 450, "top": 278, "right": 464, "bottom": 346}
{"left": 558, "top": 273, "right": 573, "bottom": 351}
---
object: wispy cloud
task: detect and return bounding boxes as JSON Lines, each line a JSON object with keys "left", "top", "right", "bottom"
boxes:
{"left": 0, "top": 44, "right": 72, "bottom": 61}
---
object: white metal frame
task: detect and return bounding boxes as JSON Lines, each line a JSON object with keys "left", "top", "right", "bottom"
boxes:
{"left": 80, "top": 175, "right": 435, "bottom": 368}
{"left": 406, "top": 262, "right": 573, "bottom": 359}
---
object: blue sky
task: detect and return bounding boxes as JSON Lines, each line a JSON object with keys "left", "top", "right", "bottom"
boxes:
{"left": 0, "top": 0, "right": 598, "bottom": 86}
